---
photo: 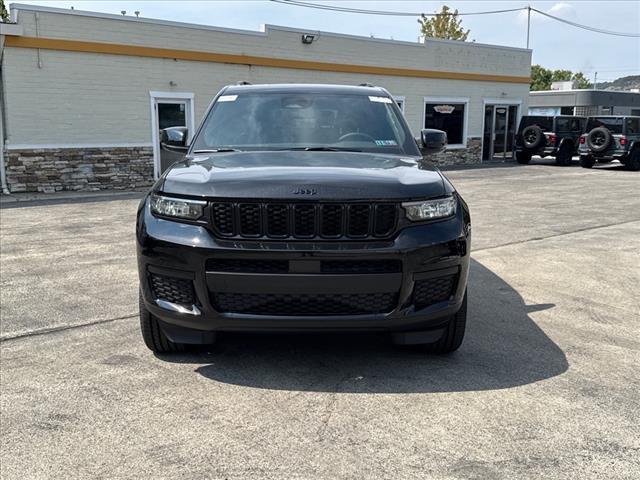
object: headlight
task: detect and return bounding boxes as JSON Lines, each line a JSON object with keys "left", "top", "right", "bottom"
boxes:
{"left": 402, "top": 196, "right": 457, "bottom": 221}
{"left": 150, "top": 194, "right": 206, "bottom": 220}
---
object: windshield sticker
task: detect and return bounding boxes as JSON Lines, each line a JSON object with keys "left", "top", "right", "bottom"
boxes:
{"left": 375, "top": 140, "right": 398, "bottom": 146}
{"left": 369, "top": 96, "right": 393, "bottom": 104}
{"left": 218, "top": 95, "right": 238, "bottom": 102}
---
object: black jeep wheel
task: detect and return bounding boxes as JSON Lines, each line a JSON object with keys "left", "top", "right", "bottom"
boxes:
{"left": 516, "top": 151, "right": 532, "bottom": 164}
{"left": 521, "top": 125, "right": 544, "bottom": 149}
{"left": 139, "top": 291, "right": 185, "bottom": 354}
{"left": 555, "top": 142, "right": 573, "bottom": 166}
{"left": 586, "top": 127, "right": 612, "bottom": 153}
{"left": 627, "top": 150, "right": 640, "bottom": 171}
{"left": 580, "top": 155, "right": 595, "bottom": 169}
{"left": 421, "top": 292, "right": 467, "bottom": 354}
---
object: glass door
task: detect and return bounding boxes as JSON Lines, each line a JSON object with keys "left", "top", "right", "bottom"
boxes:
{"left": 156, "top": 101, "right": 188, "bottom": 174}
{"left": 482, "top": 104, "right": 519, "bottom": 161}
{"left": 492, "top": 106, "right": 508, "bottom": 160}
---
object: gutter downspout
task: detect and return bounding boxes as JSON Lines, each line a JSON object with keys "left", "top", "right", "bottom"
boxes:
{"left": 0, "top": 33, "right": 10, "bottom": 195}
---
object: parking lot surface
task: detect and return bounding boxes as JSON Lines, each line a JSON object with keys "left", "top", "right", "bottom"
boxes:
{"left": 1, "top": 160, "right": 639, "bottom": 479}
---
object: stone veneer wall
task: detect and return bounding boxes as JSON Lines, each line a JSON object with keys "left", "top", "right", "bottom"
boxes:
{"left": 425, "top": 138, "right": 483, "bottom": 167}
{"left": 5, "top": 146, "right": 154, "bottom": 193}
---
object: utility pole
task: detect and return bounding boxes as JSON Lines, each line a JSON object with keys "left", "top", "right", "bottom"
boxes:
{"left": 593, "top": 72, "right": 598, "bottom": 90}
{"left": 526, "top": 6, "right": 531, "bottom": 49}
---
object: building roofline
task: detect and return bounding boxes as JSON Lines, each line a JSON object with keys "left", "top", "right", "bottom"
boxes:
{"left": 9, "top": 2, "right": 531, "bottom": 54}
{"left": 531, "top": 89, "right": 640, "bottom": 95}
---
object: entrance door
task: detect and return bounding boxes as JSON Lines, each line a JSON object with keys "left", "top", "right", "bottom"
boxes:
{"left": 149, "top": 92, "right": 195, "bottom": 178}
{"left": 482, "top": 104, "right": 519, "bottom": 161}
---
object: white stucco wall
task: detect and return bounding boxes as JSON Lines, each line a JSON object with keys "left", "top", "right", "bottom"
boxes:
{"left": 2, "top": 4, "right": 531, "bottom": 148}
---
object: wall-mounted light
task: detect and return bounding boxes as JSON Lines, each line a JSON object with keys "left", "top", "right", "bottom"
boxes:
{"left": 169, "top": 81, "right": 177, "bottom": 87}
{"left": 301, "top": 34, "right": 316, "bottom": 45}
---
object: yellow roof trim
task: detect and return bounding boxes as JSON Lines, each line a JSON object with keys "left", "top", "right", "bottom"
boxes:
{"left": 5, "top": 36, "right": 531, "bottom": 84}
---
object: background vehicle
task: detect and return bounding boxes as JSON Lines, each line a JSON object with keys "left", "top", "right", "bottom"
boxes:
{"left": 137, "top": 84, "right": 471, "bottom": 355}
{"left": 578, "top": 116, "right": 640, "bottom": 171}
{"left": 514, "top": 115, "right": 587, "bottom": 166}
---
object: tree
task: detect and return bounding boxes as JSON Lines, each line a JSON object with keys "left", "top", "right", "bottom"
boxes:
{"left": 418, "top": 5, "right": 470, "bottom": 41}
{"left": 530, "top": 65, "right": 553, "bottom": 91}
{"left": 551, "top": 70, "right": 573, "bottom": 82}
{"left": 572, "top": 72, "right": 592, "bottom": 89}
{"left": 530, "top": 64, "right": 592, "bottom": 90}
{"left": 1, "top": 0, "right": 9, "bottom": 22}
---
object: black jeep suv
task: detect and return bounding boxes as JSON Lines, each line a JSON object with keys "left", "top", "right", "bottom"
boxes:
{"left": 137, "top": 84, "right": 471, "bottom": 354}
{"left": 578, "top": 116, "right": 640, "bottom": 171}
{"left": 515, "top": 115, "right": 587, "bottom": 166}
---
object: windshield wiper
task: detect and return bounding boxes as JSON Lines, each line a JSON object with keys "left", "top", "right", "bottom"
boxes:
{"left": 278, "top": 146, "right": 362, "bottom": 152}
{"left": 192, "top": 148, "right": 241, "bottom": 153}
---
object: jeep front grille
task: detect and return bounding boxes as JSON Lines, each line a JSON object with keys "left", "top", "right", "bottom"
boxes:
{"left": 210, "top": 202, "right": 398, "bottom": 240}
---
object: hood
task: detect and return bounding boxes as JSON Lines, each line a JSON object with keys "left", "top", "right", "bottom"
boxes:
{"left": 160, "top": 151, "right": 446, "bottom": 200}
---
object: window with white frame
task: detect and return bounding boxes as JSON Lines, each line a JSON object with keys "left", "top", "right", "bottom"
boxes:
{"left": 424, "top": 98, "right": 468, "bottom": 147}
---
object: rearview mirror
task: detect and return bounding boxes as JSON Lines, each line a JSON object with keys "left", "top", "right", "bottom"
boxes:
{"left": 160, "top": 126, "right": 189, "bottom": 152}
{"left": 418, "top": 129, "right": 447, "bottom": 155}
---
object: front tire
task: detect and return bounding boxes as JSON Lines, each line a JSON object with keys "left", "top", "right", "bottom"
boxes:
{"left": 421, "top": 292, "right": 467, "bottom": 354}
{"left": 555, "top": 143, "right": 573, "bottom": 166}
{"left": 580, "top": 155, "right": 595, "bottom": 169}
{"left": 516, "top": 151, "right": 532, "bottom": 164}
{"left": 139, "top": 291, "right": 185, "bottom": 353}
{"left": 626, "top": 150, "right": 640, "bottom": 171}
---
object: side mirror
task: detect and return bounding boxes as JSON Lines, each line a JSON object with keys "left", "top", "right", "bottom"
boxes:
{"left": 160, "top": 126, "right": 188, "bottom": 152}
{"left": 418, "top": 129, "right": 447, "bottom": 155}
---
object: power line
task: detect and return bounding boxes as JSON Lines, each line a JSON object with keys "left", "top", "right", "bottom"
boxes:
{"left": 270, "top": 0, "right": 640, "bottom": 38}
{"left": 269, "top": 0, "right": 525, "bottom": 17}
{"left": 530, "top": 8, "right": 640, "bottom": 38}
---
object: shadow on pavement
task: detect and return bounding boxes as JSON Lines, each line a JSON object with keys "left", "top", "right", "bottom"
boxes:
{"left": 159, "top": 259, "right": 568, "bottom": 393}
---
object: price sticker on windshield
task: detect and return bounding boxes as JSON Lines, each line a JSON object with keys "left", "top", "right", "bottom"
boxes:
{"left": 218, "top": 95, "right": 238, "bottom": 102}
{"left": 369, "top": 96, "right": 393, "bottom": 104}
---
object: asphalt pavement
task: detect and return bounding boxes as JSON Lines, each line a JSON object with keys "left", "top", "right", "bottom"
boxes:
{"left": 1, "top": 158, "right": 639, "bottom": 479}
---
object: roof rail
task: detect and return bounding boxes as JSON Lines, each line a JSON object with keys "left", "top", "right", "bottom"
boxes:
{"left": 358, "top": 83, "right": 375, "bottom": 87}
{"left": 236, "top": 81, "right": 252, "bottom": 85}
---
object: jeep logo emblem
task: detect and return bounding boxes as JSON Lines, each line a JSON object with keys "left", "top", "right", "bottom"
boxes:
{"left": 292, "top": 187, "right": 317, "bottom": 195}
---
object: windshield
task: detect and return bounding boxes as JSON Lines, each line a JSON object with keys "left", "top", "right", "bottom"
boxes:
{"left": 191, "top": 92, "right": 418, "bottom": 155}
{"left": 587, "top": 117, "right": 624, "bottom": 134}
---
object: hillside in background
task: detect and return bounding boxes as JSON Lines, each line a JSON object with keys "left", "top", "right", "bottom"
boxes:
{"left": 597, "top": 75, "right": 640, "bottom": 91}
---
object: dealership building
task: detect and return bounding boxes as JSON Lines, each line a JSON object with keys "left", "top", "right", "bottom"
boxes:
{"left": 0, "top": 3, "right": 531, "bottom": 193}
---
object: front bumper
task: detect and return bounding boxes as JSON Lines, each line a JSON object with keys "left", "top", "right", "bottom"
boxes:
{"left": 137, "top": 196, "right": 471, "bottom": 342}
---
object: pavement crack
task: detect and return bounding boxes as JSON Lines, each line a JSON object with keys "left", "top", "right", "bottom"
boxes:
{"left": 0, "top": 314, "right": 137, "bottom": 342}
{"left": 316, "top": 375, "right": 349, "bottom": 441}
{"left": 472, "top": 219, "right": 640, "bottom": 253}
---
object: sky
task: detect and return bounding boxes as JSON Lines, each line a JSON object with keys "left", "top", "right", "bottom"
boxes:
{"left": 8, "top": 0, "right": 640, "bottom": 83}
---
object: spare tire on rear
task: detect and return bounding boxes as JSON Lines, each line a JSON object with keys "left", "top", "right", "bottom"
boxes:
{"left": 521, "top": 125, "right": 544, "bottom": 149}
{"left": 587, "top": 127, "right": 612, "bottom": 153}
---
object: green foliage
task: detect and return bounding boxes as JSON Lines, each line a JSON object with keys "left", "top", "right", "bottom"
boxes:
{"left": 572, "top": 72, "right": 592, "bottom": 89}
{"left": 1, "top": 0, "right": 9, "bottom": 22}
{"left": 551, "top": 70, "right": 573, "bottom": 82}
{"left": 530, "top": 65, "right": 553, "bottom": 91}
{"left": 530, "top": 64, "right": 592, "bottom": 90}
{"left": 418, "top": 5, "right": 470, "bottom": 41}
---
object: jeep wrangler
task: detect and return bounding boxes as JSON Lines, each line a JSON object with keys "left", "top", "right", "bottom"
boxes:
{"left": 515, "top": 115, "right": 587, "bottom": 166}
{"left": 578, "top": 116, "right": 640, "bottom": 171}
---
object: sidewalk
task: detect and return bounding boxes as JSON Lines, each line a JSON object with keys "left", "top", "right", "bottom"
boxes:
{"left": 0, "top": 189, "right": 146, "bottom": 208}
